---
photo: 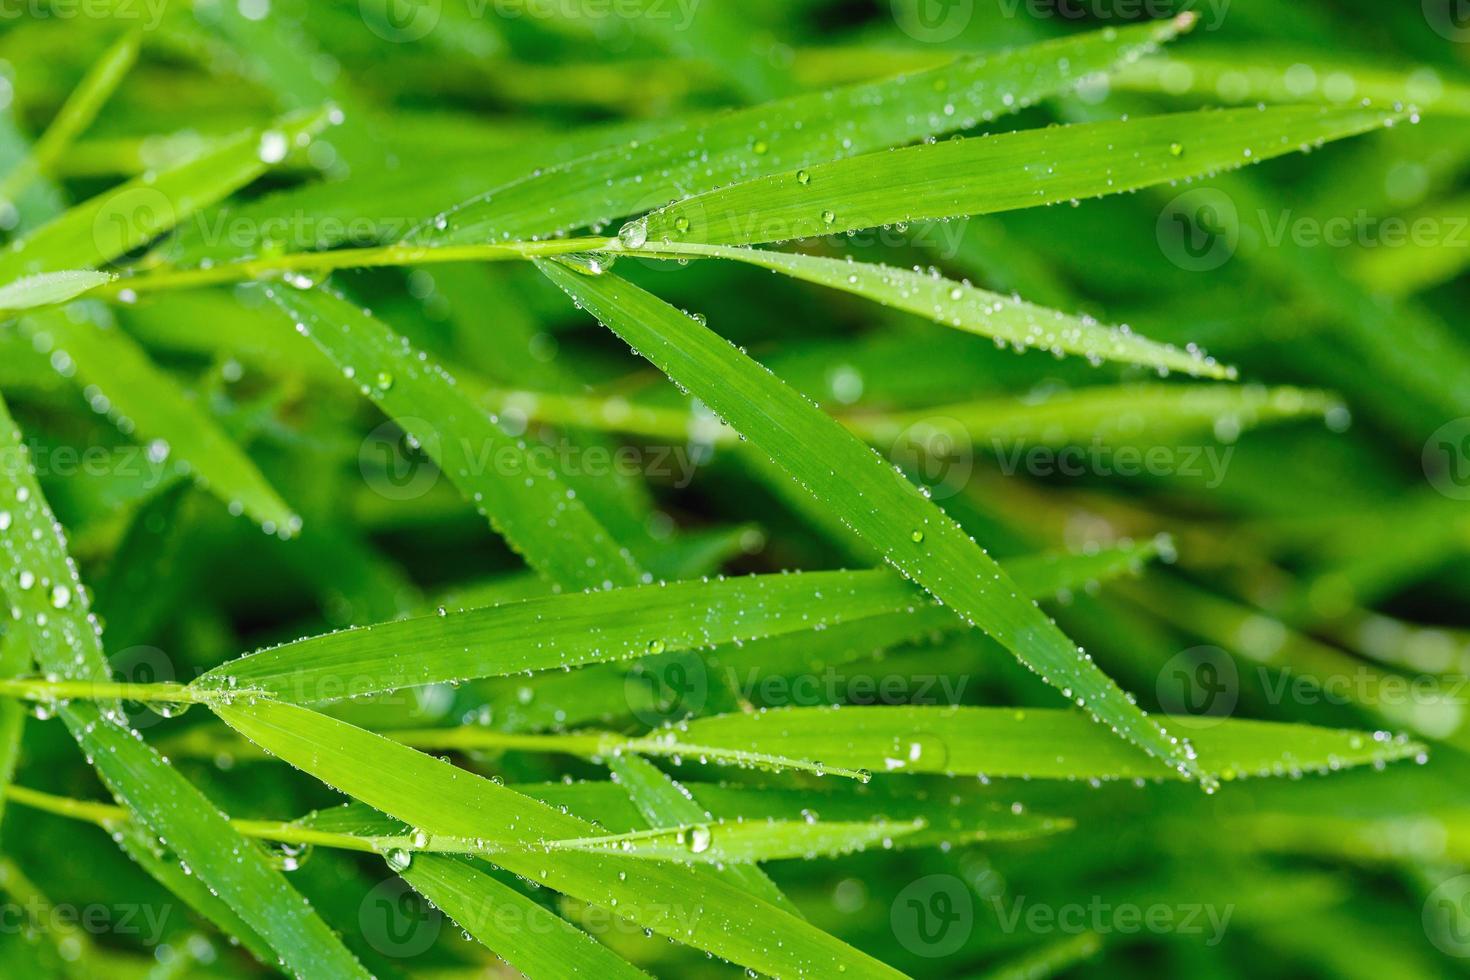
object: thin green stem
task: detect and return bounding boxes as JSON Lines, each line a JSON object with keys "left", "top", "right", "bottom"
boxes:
{"left": 0, "top": 677, "right": 210, "bottom": 705}
{"left": 383, "top": 726, "right": 872, "bottom": 781}
{"left": 99, "top": 236, "right": 615, "bottom": 298}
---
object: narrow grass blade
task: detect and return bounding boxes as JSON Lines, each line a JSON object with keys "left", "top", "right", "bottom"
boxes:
{"left": 18, "top": 307, "right": 300, "bottom": 533}
{"left": 608, "top": 754, "right": 798, "bottom": 914}
{"left": 625, "top": 243, "right": 1233, "bottom": 378}
{"left": 0, "top": 270, "right": 110, "bottom": 312}
{"left": 0, "top": 30, "right": 140, "bottom": 202}
{"left": 212, "top": 697, "right": 906, "bottom": 978}
{"left": 668, "top": 706, "right": 1424, "bottom": 781}
{"left": 2, "top": 117, "right": 300, "bottom": 533}
{"left": 526, "top": 780, "right": 1073, "bottom": 849}
{"left": 537, "top": 263, "right": 1207, "bottom": 784}
{"left": 0, "top": 108, "right": 329, "bottom": 278}
{"left": 635, "top": 107, "right": 1399, "bottom": 246}
{"left": 418, "top": 19, "right": 1196, "bottom": 245}
{"left": 192, "top": 569, "right": 925, "bottom": 702}
{"left": 1112, "top": 53, "right": 1470, "bottom": 117}
{"left": 0, "top": 629, "right": 26, "bottom": 831}
{"left": 400, "top": 856, "right": 652, "bottom": 980}
{"left": 0, "top": 394, "right": 370, "bottom": 979}
{"left": 979, "top": 932, "right": 1102, "bottom": 980}
{"left": 259, "top": 282, "right": 645, "bottom": 591}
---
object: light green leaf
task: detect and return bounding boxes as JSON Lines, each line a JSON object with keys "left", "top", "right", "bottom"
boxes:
{"left": 1112, "top": 53, "right": 1470, "bottom": 117}
{"left": 634, "top": 106, "right": 1398, "bottom": 246}
{"left": 401, "top": 856, "right": 652, "bottom": 980}
{"left": 418, "top": 18, "right": 1196, "bottom": 245}
{"left": 0, "top": 270, "right": 110, "bottom": 312}
{"left": 0, "top": 112, "right": 302, "bottom": 533}
{"left": 608, "top": 754, "right": 798, "bottom": 913}
{"left": 667, "top": 706, "right": 1424, "bottom": 781}
{"left": 0, "top": 108, "right": 330, "bottom": 278}
{"left": 536, "top": 262, "right": 1207, "bottom": 784}
{"left": 259, "top": 282, "right": 645, "bottom": 591}
{"left": 212, "top": 697, "right": 905, "bottom": 978}
{"left": 624, "top": 243, "right": 1234, "bottom": 378}
{"left": 193, "top": 569, "right": 923, "bottom": 702}
{"left": 0, "top": 30, "right": 140, "bottom": 202}
{"left": 0, "top": 394, "right": 370, "bottom": 980}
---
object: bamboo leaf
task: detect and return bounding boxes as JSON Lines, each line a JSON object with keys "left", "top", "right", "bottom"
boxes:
{"left": 666, "top": 706, "right": 1425, "bottom": 781}
{"left": 608, "top": 754, "right": 798, "bottom": 913}
{"left": 632, "top": 107, "right": 1399, "bottom": 247}
{"left": 212, "top": 697, "right": 906, "bottom": 978}
{"left": 0, "top": 109, "right": 331, "bottom": 278}
{"left": 0, "top": 110, "right": 303, "bottom": 533}
{"left": 0, "top": 270, "right": 110, "bottom": 312}
{"left": 258, "top": 282, "right": 645, "bottom": 590}
{"left": 536, "top": 262, "right": 1208, "bottom": 785}
{"left": 0, "top": 30, "right": 140, "bottom": 202}
{"left": 400, "top": 856, "right": 652, "bottom": 980}
{"left": 417, "top": 19, "right": 1196, "bottom": 245}
{"left": 193, "top": 569, "right": 925, "bottom": 702}
{"left": 0, "top": 394, "right": 370, "bottom": 979}
{"left": 624, "top": 243, "right": 1234, "bottom": 378}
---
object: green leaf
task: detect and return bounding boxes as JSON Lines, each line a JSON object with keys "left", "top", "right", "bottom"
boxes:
{"left": 0, "top": 270, "right": 110, "bottom": 312}
{"left": 0, "top": 111, "right": 301, "bottom": 533}
{"left": 193, "top": 569, "right": 924, "bottom": 702}
{"left": 634, "top": 106, "right": 1398, "bottom": 246}
{"left": 1112, "top": 53, "right": 1470, "bottom": 117}
{"left": 400, "top": 856, "right": 652, "bottom": 980}
{"left": 17, "top": 307, "right": 300, "bottom": 533}
{"left": 0, "top": 108, "right": 330, "bottom": 278}
{"left": 191, "top": 540, "right": 1160, "bottom": 720}
{"left": 212, "top": 697, "right": 906, "bottom": 978}
{"left": 418, "top": 18, "right": 1196, "bottom": 245}
{"left": 608, "top": 754, "right": 798, "bottom": 913}
{"left": 0, "top": 393, "right": 369, "bottom": 980}
{"left": 624, "top": 244, "right": 1234, "bottom": 378}
{"left": 0, "top": 30, "right": 140, "bottom": 202}
{"left": 666, "top": 706, "right": 1425, "bottom": 781}
{"left": 258, "top": 282, "right": 645, "bottom": 590}
{"left": 536, "top": 261, "right": 1208, "bottom": 784}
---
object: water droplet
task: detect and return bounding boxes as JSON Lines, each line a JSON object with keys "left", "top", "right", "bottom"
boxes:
{"left": 618, "top": 219, "right": 649, "bottom": 250}
{"left": 257, "top": 130, "right": 288, "bottom": 164}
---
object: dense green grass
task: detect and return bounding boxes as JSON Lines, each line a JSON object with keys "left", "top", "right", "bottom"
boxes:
{"left": 0, "top": 1, "right": 1466, "bottom": 977}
